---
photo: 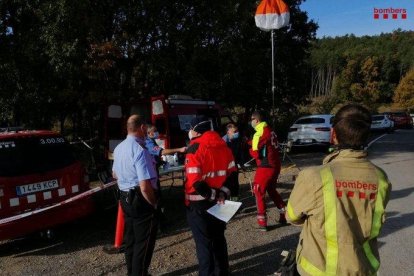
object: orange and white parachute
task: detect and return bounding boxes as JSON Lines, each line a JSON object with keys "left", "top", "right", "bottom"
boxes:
{"left": 255, "top": 0, "right": 290, "bottom": 31}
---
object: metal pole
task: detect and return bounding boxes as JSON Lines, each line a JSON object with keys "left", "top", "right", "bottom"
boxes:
{"left": 271, "top": 30, "right": 276, "bottom": 125}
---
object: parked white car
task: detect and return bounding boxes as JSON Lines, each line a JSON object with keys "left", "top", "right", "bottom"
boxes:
{"left": 287, "top": 114, "right": 333, "bottom": 146}
{"left": 370, "top": 115, "right": 394, "bottom": 132}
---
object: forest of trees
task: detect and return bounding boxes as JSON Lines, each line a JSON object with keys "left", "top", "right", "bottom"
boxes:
{"left": 0, "top": 0, "right": 316, "bottom": 137}
{"left": 1, "top": 0, "right": 413, "bottom": 139}
{"left": 307, "top": 30, "right": 414, "bottom": 113}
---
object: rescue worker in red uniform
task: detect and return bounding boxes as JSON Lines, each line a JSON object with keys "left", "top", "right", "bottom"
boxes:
{"left": 184, "top": 116, "right": 237, "bottom": 276}
{"left": 249, "top": 110, "right": 286, "bottom": 231}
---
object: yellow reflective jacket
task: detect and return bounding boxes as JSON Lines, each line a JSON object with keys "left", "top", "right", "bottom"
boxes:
{"left": 287, "top": 149, "right": 392, "bottom": 276}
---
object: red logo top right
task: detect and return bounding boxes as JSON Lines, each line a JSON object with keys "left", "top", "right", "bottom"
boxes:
{"left": 374, "top": 8, "right": 407, "bottom": 19}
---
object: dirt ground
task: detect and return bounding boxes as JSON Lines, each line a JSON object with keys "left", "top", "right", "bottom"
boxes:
{"left": 0, "top": 150, "right": 325, "bottom": 276}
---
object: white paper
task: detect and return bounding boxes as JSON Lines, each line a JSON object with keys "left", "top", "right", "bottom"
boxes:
{"left": 207, "top": 200, "right": 242, "bottom": 223}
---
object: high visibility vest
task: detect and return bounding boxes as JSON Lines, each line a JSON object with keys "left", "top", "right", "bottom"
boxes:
{"left": 290, "top": 167, "right": 388, "bottom": 276}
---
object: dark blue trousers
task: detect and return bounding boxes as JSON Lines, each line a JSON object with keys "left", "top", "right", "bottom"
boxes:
{"left": 186, "top": 206, "right": 229, "bottom": 276}
{"left": 120, "top": 190, "right": 158, "bottom": 276}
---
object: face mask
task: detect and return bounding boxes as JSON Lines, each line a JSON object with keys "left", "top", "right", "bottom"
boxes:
{"left": 153, "top": 132, "right": 159, "bottom": 139}
{"left": 232, "top": 132, "right": 239, "bottom": 139}
{"left": 188, "top": 130, "right": 193, "bottom": 140}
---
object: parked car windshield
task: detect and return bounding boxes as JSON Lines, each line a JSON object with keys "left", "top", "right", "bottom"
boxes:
{"left": 0, "top": 135, "right": 76, "bottom": 177}
{"left": 372, "top": 115, "right": 385, "bottom": 120}
{"left": 295, "top": 117, "right": 325, "bottom": 124}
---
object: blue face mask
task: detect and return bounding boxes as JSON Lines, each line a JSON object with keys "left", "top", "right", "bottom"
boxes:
{"left": 232, "top": 132, "right": 239, "bottom": 139}
{"left": 153, "top": 132, "right": 159, "bottom": 139}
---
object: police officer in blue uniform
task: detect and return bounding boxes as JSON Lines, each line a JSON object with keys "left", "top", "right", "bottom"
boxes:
{"left": 112, "top": 114, "right": 159, "bottom": 276}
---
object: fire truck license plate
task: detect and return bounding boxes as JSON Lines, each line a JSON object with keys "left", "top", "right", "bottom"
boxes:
{"left": 16, "top": 179, "right": 59, "bottom": 196}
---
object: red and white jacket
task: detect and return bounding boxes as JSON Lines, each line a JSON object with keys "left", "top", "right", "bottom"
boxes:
{"left": 184, "top": 131, "right": 237, "bottom": 206}
{"left": 249, "top": 122, "right": 281, "bottom": 170}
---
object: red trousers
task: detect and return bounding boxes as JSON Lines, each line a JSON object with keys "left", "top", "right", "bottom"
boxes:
{"left": 253, "top": 167, "right": 285, "bottom": 225}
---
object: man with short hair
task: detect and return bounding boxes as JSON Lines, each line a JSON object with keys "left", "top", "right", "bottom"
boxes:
{"left": 249, "top": 110, "right": 286, "bottom": 231}
{"left": 184, "top": 115, "right": 237, "bottom": 276}
{"left": 112, "top": 115, "right": 159, "bottom": 276}
{"left": 287, "top": 104, "right": 392, "bottom": 275}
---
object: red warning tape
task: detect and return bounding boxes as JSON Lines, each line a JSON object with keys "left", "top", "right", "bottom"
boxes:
{"left": 0, "top": 180, "right": 117, "bottom": 225}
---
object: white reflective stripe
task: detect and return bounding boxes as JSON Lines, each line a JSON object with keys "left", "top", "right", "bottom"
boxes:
{"left": 185, "top": 190, "right": 217, "bottom": 201}
{"left": 58, "top": 188, "right": 66, "bottom": 197}
{"left": 228, "top": 160, "right": 236, "bottom": 169}
{"left": 203, "top": 170, "right": 227, "bottom": 179}
{"left": 187, "top": 167, "right": 201, "bottom": 174}
{"left": 72, "top": 185, "right": 79, "bottom": 193}
{"left": 220, "top": 186, "right": 231, "bottom": 196}
{"left": 217, "top": 170, "right": 226, "bottom": 176}
{"left": 0, "top": 189, "right": 3, "bottom": 197}
{"left": 185, "top": 194, "right": 206, "bottom": 201}
{"left": 43, "top": 191, "right": 52, "bottom": 200}
{"left": 257, "top": 214, "right": 266, "bottom": 219}
{"left": 27, "top": 194, "right": 36, "bottom": 203}
{"left": 10, "top": 198, "right": 19, "bottom": 207}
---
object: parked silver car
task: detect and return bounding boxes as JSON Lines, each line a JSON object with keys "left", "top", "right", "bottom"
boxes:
{"left": 371, "top": 115, "right": 394, "bottom": 132}
{"left": 287, "top": 114, "right": 333, "bottom": 146}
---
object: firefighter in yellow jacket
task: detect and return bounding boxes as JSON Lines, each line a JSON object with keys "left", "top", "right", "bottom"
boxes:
{"left": 287, "top": 104, "right": 392, "bottom": 276}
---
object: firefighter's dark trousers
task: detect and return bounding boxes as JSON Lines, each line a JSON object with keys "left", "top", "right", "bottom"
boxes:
{"left": 187, "top": 206, "right": 229, "bottom": 276}
{"left": 120, "top": 189, "right": 159, "bottom": 276}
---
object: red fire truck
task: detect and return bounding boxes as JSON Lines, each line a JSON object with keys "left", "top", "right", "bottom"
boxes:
{"left": 0, "top": 129, "right": 95, "bottom": 240}
{"left": 105, "top": 94, "right": 228, "bottom": 161}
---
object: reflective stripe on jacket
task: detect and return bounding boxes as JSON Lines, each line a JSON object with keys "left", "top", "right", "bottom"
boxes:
{"left": 184, "top": 131, "right": 237, "bottom": 206}
{"left": 286, "top": 149, "right": 391, "bottom": 276}
{"left": 249, "top": 122, "right": 281, "bottom": 168}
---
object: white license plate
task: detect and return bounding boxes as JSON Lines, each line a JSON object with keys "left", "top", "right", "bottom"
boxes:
{"left": 16, "top": 179, "right": 59, "bottom": 196}
{"left": 301, "top": 139, "right": 312, "bottom": 143}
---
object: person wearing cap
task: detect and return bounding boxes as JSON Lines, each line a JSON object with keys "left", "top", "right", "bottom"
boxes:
{"left": 249, "top": 110, "right": 287, "bottom": 231}
{"left": 184, "top": 115, "right": 237, "bottom": 276}
{"left": 287, "top": 104, "right": 392, "bottom": 275}
{"left": 112, "top": 115, "right": 159, "bottom": 276}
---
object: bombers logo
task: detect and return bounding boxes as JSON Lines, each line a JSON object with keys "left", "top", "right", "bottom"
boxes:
{"left": 374, "top": 7, "right": 407, "bottom": 19}
{"left": 335, "top": 179, "right": 377, "bottom": 200}
{"left": 335, "top": 179, "right": 377, "bottom": 190}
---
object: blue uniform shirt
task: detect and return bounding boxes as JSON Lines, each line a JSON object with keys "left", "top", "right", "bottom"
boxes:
{"left": 112, "top": 135, "right": 158, "bottom": 192}
{"left": 145, "top": 137, "right": 162, "bottom": 157}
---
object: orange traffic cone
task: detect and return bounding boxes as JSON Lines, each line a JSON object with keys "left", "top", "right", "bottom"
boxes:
{"left": 103, "top": 201, "right": 125, "bottom": 254}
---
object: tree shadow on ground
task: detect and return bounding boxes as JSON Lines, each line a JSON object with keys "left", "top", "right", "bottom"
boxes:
{"left": 380, "top": 211, "right": 414, "bottom": 241}
{"left": 389, "top": 187, "right": 414, "bottom": 201}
